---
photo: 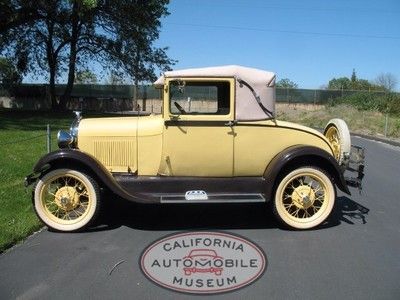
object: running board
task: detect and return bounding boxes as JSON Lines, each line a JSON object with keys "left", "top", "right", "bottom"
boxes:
{"left": 160, "top": 193, "right": 266, "bottom": 204}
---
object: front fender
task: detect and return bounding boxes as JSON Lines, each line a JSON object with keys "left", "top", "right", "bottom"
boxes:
{"left": 263, "top": 145, "right": 350, "bottom": 200}
{"left": 25, "top": 149, "right": 156, "bottom": 203}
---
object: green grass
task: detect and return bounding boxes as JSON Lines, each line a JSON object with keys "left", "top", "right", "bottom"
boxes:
{"left": 0, "top": 111, "right": 73, "bottom": 252}
{"left": 0, "top": 110, "right": 125, "bottom": 252}
{"left": 277, "top": 103, "right": 400, "bottom": 139}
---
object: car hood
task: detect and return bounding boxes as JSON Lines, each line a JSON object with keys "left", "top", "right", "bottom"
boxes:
{"left": 78, "top": 114, "right": 164, "bottom": 138}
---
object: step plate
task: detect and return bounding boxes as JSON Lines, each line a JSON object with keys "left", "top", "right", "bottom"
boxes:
{"left": 160, "top": 193, "right": 266, "bottom": 204}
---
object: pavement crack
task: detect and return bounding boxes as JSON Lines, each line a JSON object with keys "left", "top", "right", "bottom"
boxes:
{"left": 109, "top": 260, "right": 125, "bottom": 276}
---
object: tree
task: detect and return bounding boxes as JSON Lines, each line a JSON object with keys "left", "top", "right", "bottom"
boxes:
{"left": 375, "top": 73, "right": 397, "bottom": 91}
{"left": 75, "top": 69, "right": 97, "bottom": 84}
{"left": 328, "top": 71, "right": 385, "bottom": 91}
{"left": 106, "top": 71, "right": 126, "bottom": 85}
{"left": 351, "top": 68, "right": 357, "bottom": 83}
{"left": 328, "top": 77, "right": 351, "bottom": 90}
{"left": 0, "top": 57, "right": 22, "bottom": 86}
{"left": 354, "top": 79, "right": 383, "bottom": 91}
{"left": 276, "top": 78, "right": 298, "bottom": 88}
{"left": 0, "top": 0, "right": 175, "bottom": 111}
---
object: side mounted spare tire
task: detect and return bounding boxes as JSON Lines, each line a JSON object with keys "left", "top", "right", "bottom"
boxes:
{"left": 324, "top": 118, "right": 351, "bottom": 165}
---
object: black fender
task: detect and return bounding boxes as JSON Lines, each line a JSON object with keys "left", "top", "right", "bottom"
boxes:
{"left": 263, "top": 145, "right": 350, "bottom": 200}
{"left": 25, "top": 149, "right": 156, "bottom": 203}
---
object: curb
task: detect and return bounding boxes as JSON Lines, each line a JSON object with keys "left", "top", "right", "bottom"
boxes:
{"left": 314, "top": 127, "right": 400, "bottom": 148}
{"left": 351, "top": 133, "right": 400, "bottom": 147}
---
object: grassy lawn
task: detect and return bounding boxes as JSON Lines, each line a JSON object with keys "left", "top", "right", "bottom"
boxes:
{"left": 0, "top": 111, "right": 73, "bottom": 252}
{"left": 277, "top": 103, "right": 400, "bottom": 139}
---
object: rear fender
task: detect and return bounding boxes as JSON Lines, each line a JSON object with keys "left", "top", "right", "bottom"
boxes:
{"left": 263, "top": 145, "right": 350, "bottom": 200}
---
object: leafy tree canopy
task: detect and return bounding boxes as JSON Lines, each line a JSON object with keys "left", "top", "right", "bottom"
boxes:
{"left": 106, "top": 71, "right": 127, "bottom": 85}
{"left": 276, "top": 78, "right": 298, "bottom": 88}
{"left": 328, "top": 70, "right": 384, "bottom": 91}
{"left": 0, "top": 57, "right": 22, "bottom": 86}
{"left": 328, "top": 77, "right": 352, "bottom": 90}
{"left": 0, "top": 0, "right": 175, "bottom": 110}
{"left": 74, "top": 69, "right": 97, "bottom": 84}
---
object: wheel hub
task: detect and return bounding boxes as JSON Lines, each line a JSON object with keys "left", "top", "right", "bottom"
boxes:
{"left": 54, "top": 186, "right": 79, "bottom": 211}
{"left": 326, "top": 127, "right": 341, "bottom": 160}
{"left": 291, "top": 186, "right": 315, "bottom": 209}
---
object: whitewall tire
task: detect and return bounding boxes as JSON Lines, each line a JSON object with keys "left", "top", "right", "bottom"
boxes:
{"left": 273, "top": 167, "right": 336, "bottom": 229}
{"left": 34, "top": 169, "right": 100, "bottom": 232}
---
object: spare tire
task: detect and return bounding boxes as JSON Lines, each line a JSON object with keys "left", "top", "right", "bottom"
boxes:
{"left": 324, "top": 119, "right": 351, "bottom": 165}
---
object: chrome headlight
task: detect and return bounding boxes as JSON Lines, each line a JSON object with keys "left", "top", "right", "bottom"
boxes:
{"left": 57, "top": 130, "right": 74, "bottom": 148}
{"left": 70, "top": 111, "right": 82, "bottom": 144}
{"left": 58, "top": 111, "right": 82, "bottom": 149}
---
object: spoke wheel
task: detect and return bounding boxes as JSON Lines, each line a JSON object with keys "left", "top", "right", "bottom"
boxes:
{"left": 273, "top": 167, "right": 335, "bottom": 229}
{"left": 34, "top": 169, "right": 100, "bottom": 232}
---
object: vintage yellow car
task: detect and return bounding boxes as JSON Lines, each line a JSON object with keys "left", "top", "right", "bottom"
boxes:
{"left": 25, "top": 65, "right": 364, "bottom": 231}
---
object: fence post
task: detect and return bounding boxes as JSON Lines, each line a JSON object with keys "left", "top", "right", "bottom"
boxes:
{"left": 314, "top": 90, "right": 317, "bottom": 106}
{"left": 286, "top": 88, "right": 289, "bottom": 105}
{"left": 47, "top": 124, "right": 51, "bottom": 153}
{"left": 384, "top": 113, "right": 389, "bottom": 137}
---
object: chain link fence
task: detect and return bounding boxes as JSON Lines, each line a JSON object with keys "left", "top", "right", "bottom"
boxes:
{"left": 275, "top": 88, "right": 387, "bottom": 104}
{"left": 0, "top": 124, "right": 52, "bottom": 152}
{"left": 0, "top": 83, "right": 393, "bottom": 111}
{"left": 0, "top": 84, "right": 162, "bottom": 111}
{"left": 1, "top": 84, "right": 399, "bottom": 139}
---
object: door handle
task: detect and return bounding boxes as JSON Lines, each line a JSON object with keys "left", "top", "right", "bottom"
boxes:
{"left": 225, "top": 121, "right": 236, "bottom": 127}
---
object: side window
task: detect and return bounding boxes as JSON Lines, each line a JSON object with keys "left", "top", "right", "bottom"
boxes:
{"left": 169, "top": 81, "right": 230, "bottom": 115}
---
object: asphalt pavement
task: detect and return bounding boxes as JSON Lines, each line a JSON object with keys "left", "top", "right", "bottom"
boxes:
{"left": 0, "top": 136, "right": 399, "bottom": 300}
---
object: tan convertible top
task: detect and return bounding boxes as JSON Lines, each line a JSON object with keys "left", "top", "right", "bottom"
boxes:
{"left": 154, "top": 65, "right": 276, "bottom": 120}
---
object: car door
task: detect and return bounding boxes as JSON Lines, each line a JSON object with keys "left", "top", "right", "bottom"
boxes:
{"left": 158, "top": 77, "right": 235, "bottom": 177}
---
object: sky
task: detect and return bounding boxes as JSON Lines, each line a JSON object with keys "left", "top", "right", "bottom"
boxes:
{"left": 155, "top": 0, "right": 400, "bottom": 90}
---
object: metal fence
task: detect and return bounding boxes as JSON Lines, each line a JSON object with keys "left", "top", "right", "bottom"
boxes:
{"left": 276, "top": 88, "right": 386, "bottom": 104}
{"left": 0, "top": 83, "right": 389, "bottom": 111}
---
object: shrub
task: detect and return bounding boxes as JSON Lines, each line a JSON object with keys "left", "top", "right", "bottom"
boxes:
{"left": 330, "top": 92, "right": 400, "bottom": 115}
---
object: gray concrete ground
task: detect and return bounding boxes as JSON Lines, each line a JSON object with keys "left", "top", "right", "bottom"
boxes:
{"left": 0, "top": 137, "right": 399, "bottom": 300}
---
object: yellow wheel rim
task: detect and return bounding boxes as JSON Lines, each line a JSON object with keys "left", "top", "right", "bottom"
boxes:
{"left": 325, "top": 126, "right": 341, "bottom": 161}
{"left": 280, "top": 172, "right": 329, "bottom": 220}
{"left": 39, "top": 174, "right": 92, "bottom": 225}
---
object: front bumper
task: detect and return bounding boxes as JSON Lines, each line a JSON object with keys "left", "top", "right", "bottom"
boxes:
{"left": 24, "top": 173, "right": 38, "bottom": 187}
{"left": 344, "top": 145, "right": 365, "bottom": 192}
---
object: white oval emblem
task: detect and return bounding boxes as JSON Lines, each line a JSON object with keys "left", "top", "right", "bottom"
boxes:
{"left": 140, "top": 231, "right": 266, "bottom": 294}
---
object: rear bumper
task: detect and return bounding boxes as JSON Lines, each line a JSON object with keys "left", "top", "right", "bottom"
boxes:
{"left": 344, "top": 145, "right": 365, "bottom": 192}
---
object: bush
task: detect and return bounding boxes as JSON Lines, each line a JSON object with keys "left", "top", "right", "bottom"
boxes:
{"left": 329, "top": 92, "right": 400, "bottom": 115}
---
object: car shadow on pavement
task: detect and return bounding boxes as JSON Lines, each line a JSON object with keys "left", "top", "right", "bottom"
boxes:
{"left": 92, "top": 198, "right": 277, "bottom": 231}
{"left": 322, "top": 196, "right": 370, "bottom": 229}
{"left": 87, "top": 195, "right": 369, "bottom": 232}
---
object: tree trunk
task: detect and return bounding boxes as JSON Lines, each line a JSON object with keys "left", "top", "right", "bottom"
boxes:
{"left": 60, "top": 0, "right": 80, "bottom": 111}
{"left": 49, "top": 63, "right": 57, "bottom": 110}
{"left": 45, "top": 18, "right": 58, "bottom": 111}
